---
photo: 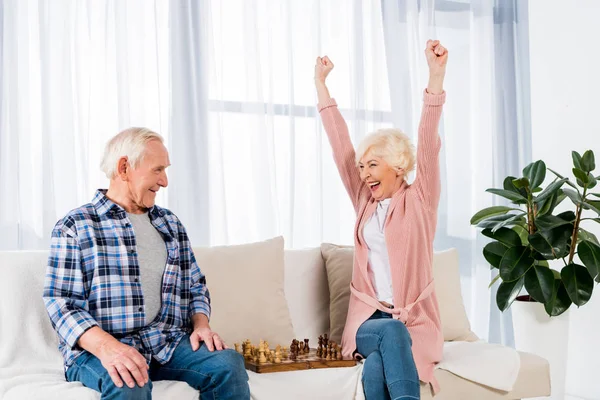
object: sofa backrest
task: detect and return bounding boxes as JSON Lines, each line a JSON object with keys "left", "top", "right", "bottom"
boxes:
{"left": 0, "top": 245, "right": 476, "bottom": 372}
{"left": 0, "top": 247, "right": 332, "bottom": 370}
{"left": 0, "top": 251, "right": 63, "bottom": 371}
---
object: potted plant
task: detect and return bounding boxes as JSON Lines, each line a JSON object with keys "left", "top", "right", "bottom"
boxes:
{"left": 470, "top": 150, "right": 600, "bottom": 315}
{"left": 470, "top": 150, "right": 600, "bottom": 400}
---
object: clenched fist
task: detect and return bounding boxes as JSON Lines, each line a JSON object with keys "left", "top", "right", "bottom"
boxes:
{"left": 315, "top": 56, "right": 334, "bottom": 83}
{"left": 425, "top": 40, "right": 448, "bottom": 77}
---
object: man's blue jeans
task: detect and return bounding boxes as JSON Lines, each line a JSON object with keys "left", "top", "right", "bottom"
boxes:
{"left": 66, "top": 335, "right": 250, "bottom": 400}
{"left": 357, "top": 310, "right": 420, "bottom": 400}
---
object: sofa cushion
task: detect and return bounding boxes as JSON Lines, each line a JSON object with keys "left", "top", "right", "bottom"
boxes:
{"left": 193, "top": 236, "right": 295, "bottom": 346}
{"left": 284, "top": 248, "right": 330, "bottom": 343}
{"left": 320, "top": 244, "right": 353, "bottom": 343}
{"left": 320, "top": 245, "right": 477, "bottom": 342}
{"left": 419, "top": 351, "right": 550, "bottom": 399}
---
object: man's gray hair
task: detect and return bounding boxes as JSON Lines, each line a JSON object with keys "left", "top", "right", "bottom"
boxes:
{"left": 100, "top": 127, "right": 164, "bottom": 179}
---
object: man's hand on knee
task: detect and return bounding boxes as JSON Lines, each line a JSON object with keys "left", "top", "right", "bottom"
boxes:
{"left": 190, "top": 326, "right": 228, "bottom": 352}
{"left": 190, "top": 313, "right": 228, "bottom": 352}
{"left": 97, "top": 339, "right": 150, "bottom": 389}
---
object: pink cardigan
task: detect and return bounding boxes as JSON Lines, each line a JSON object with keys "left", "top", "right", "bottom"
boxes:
{"left": 318, "top": 90, "right": 445, "bottom": 394}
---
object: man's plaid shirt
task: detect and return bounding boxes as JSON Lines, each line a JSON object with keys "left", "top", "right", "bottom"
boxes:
{"left": 43, "top": 190, "right": 211, "bottom": 370}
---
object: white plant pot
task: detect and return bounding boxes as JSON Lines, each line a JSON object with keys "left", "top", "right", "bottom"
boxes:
{"left": 511, "top": 297, "right": 570, "bottom": 400}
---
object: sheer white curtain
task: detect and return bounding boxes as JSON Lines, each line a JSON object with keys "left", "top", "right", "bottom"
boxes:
{"left": 380, "top": 0, "right": 531, "bottom": 343}
{"left": 1, "top": 0, "right": 531, "bottom": 345}
{"left": 199, "top": 0, "right": 393, "bottom": 248}
{"left": 0, "top": 0, "right": 169, "bottom": 250}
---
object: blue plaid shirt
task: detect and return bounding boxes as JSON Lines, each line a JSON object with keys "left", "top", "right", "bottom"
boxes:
{"left": 43, "top": 190, "right": 211, "bottom": 370}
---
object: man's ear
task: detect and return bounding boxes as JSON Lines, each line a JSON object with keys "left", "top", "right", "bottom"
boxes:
{"left": 117, "top": 157, "right": 129, "bottom": 181}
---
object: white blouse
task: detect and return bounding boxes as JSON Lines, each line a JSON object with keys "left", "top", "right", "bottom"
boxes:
{"left": 363, "top": 198, "right": 394, "bottom": 304}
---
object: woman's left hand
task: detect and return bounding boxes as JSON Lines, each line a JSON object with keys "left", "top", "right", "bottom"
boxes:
{"left": 425, "top": 40, "right": 448, "bottom": 77}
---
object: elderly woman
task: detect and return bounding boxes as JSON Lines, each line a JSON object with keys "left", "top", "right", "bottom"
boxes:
{"left": 314, "top": 40, "right": 448, "bottom": 399}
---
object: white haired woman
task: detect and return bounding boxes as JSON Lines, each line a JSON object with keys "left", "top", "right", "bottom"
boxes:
{"left": 314, "top": 40, "right": 448, "bottom": 399}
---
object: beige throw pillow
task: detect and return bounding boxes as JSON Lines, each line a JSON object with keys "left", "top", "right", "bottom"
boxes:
{"left": 320, "top": 244, "right": 354, "bottom": 344}
{"left": 193, "top": 236, "right": 295, "bottom": 346}
{"left": 321, "top": 244, "right": 476, "bottom": 342}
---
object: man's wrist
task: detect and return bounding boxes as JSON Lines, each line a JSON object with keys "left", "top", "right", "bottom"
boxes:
{"left": 192, "top": 313, "right": 210, "bottom": 330}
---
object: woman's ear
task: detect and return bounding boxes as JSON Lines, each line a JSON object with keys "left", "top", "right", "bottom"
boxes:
{"left": 396, "top": 167, "right": 405, "bottom": 177}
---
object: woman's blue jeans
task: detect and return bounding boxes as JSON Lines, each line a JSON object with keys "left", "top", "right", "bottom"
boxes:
{"left": 356, "top": 310, "right": 420, "bottom": 400}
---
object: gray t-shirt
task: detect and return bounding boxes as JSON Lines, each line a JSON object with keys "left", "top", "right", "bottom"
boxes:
{"left": 128, "top": 212, "right": 167, "bottom": 325}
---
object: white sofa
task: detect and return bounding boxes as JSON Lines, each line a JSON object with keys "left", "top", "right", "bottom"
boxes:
{"left": 0, "top": 244, "right": 551, "bottom": 400}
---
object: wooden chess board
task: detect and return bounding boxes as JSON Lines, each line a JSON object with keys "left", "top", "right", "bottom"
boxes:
{"left": 244, "top": 348, "right": 357, "bottom": 373}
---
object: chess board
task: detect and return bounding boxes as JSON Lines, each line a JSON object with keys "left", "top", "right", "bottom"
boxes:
{"left": 244, "top": 348, "right": 357, "bottom": 373}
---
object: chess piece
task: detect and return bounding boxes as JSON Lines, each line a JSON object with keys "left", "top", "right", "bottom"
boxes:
{"left": 270, "top": 350, "right": 275, "bottom": 363}
{"left": 259, "top": 347, "right": 267, "bottom": 364}
{"left": 304, "top": 339, "right": 309, "bottom": 353}
{"left": 234, "top": 343, "right": 241, "bottom": 354}
{"left": 274, "top": 349, "right": 281, "bottom": 364}
{"left": 244, "top": 343, "right": 253, "bottom": 360}
{"left": 290, "top": 340, "right": 297, "bottom": 360}
{"left": 282, "top": 346, "right": 289, "bottom": 360}
{"left": 324, "top": 333, "right": 329, "bottom": 348}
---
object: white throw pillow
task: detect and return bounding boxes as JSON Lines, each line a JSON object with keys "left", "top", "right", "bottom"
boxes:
{"left": 193, "top": 236, "right": 295, "bottom": 346}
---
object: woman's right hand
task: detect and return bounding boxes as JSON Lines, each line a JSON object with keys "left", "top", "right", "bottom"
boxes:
{"left": 315, "top": 56, "right": 334, "bottom": 84}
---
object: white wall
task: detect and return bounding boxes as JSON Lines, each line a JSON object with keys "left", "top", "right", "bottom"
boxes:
{"left": 529, "top": 1, "right": 600, "bottom": 399}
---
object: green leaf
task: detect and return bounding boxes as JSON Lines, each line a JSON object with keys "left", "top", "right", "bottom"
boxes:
{"left": 579, "top": 228, "right": 600, "bottom": 246}
{"left": 523, "top": 160, "right": 547, "bottom": 189}
{"left": 477, "top": 214, "right": 525, "bottom": 231}
{"left": 503, "top": 176, "right": 528, "bottom": 197}
{"left": 488, "top": 273, "right": 502, "bottom": 289}
{"left": 548, "top": 168, "right": 580, "bottom": 190}
{"left": 483, "top": 242, "right": 509, "bottom": 269}
{"left": 537, "top": 259, "right": 550, "bottom": 267}
{"left": 572, "top": 151, "right": 584, "bottom": 170}
{"left": 486, "top": 188, "right": 527, "bottom": 203}
{"left": 537, "top": 191, "right": 566, "bottom": 217}
{"left": 532, "top": 187, "right": 543, "bottom": 193}
{"left": 557, "top": 210, "right": 577, "bottom": 221}
{"left": 512, "top": 225, "right": 530, "bottom": 246}
{"left": 524, "top": 265, "right": 556, "bottom": 304}
{"left": 535, "top": 214, "right": 573, "bottom": 230}
{"left": 582, "top": 200, "right": 600, "bottom": 215}
{"left": 499, "top": 246, "right": 536, "bottom": 281}
{"left": 470, "top": 206, "right": 517, "bottom": 225}
{"left": 544, "top": 279, "right": 572, "bottom": 316}
{"left": 512, "top": 177, "right": 530, "bottom": 189}
{"left": 561, "top": 263, "right": 594, "bottom": 307}
{"left": 573, "top": 168, "right": 590, "bottom": 185}
{"left": 534, "top": 178, "right": 569, "bottom": 204}
{"left": 581, "top": 150, "right": 596, "bottom": 173}
{"left": 587, "top": 175, "right": 597, "bottom": 189}
{"left": 578, "top": 240, "right": 600, "bottom": 282}
{"left": 496, "top": 276, "right": 525, "bottom": 311}
{"left": 590, "top": 193, "right": 600, "bottom": 198}
{"left": 563, "top": 188, "right": 583, "bottom": 204}
{"left": 482, "top": 228, "right": 523, "bottom": 248}
{"left": 491, "top": 215, "right": 527, "bottom": 233}
{"left": 528, "top": 224, "right": 573, "bottom": 259}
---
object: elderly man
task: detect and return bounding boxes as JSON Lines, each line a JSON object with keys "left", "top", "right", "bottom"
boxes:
{"left": 43, "top": 127, "right": 250, "bottom": 400}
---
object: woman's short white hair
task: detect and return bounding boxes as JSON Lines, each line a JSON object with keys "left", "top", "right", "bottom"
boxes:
{"left": 355, "top": 128, "right": 415, "bottom": 177}
{"left": 100, "top": 127, "right": 164, "bottom": 179}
